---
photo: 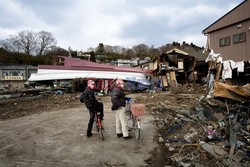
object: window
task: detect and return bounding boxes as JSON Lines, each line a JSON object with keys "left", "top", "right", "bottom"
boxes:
{"left": 233, "top": 32, "right": 246, "bottom": 44}
{"left": 219, "top": 37, "right": 230, "bottom": 47}
{"left": 12, "top": 71, "right": 19, "bottom": 76}
{"left": 3, "top": 72, "right": 8, "bottom": 76}
{"left": 3, "top": 70, "right": 24, "bottom": 77}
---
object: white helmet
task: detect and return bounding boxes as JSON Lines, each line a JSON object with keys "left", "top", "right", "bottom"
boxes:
{"left": 115, "top": 79, "right": 125, "bottom": 89}
{"left": 87, "top": 79, "right": 95, "bottom": 89}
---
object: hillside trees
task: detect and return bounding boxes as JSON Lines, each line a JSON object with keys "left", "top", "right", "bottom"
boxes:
{"left": 0, "top": 30, "right": 57, "bottom": 56}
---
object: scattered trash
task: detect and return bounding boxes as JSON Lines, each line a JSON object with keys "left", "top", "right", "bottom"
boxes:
{"left": 56, "top": 90, "right": 63, "bottom": 95}
{"left": 213, "top": 147, "right": 228, "bottom": 156}
{"left": 230, "top": 150, "right": 246, "bottom": 162}
{"left": 141, "top": 81, "right": 250, "bottom": 166}
{"left": 202, "top": 125, "right": 216, "bottom": 139}
{"left": 169, "top": 147, "right": 175, "bottom": 152}
{"left": 159, "top": 137, "right": 164, "bottom": 143}
{"left": 183, "top": 132, "right": 198, "bottom": 143}
{"left": 201, "top": 143, "right": 219, "bottom": 158}
{"left": 165, "top": 143, "right": 170, "bottom": 147}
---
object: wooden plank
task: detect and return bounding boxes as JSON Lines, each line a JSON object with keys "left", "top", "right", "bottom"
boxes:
{"left": 162, "top": 76, "right": 168, "bottom": 87}
{"left": 170, "top": 71, "right": 177, "bottom": 80}
{"left": 153, "top": 59, "right": 158, "bottom": 70}
{"left": 215, "top": 63, "right": 222, "bottom": 81}
{"left": 166, "top": 72, "right": 171, "bottom": 86}
{"left": 170, "top": 71, "right": 177, "bottom": 87}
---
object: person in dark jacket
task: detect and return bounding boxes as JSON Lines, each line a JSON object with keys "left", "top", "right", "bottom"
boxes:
{"left": 111, "top": 79, "right": 132, "bottom": 139}
{"left": 80, "top": 80, "right": 104, "bottom": 138}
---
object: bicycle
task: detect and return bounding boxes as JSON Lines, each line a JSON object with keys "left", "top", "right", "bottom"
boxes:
{"left": 127, "top": 100, "right": 145, "bottom": 140}
{"left": 95, "top": 112, "right": 104, "bottom": 140}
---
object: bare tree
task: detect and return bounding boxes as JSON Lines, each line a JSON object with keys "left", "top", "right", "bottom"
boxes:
{"left": 16, "top": 30, "right": 37, "bottom": 55}
{"left": 0, "top": 30, "right": 57, "bottom": 56}
{"left": 0, "top": 39, "right": 12, "bottom": 52}
{"left": 0, "top": 35, "right": 22, "bottom": 53}
{"left": 36, "top": 31, "right": 57, "bottom": 56}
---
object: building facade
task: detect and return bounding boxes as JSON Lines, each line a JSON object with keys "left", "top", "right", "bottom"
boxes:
{"left": 0, "top": 66, "right": 37, "bottom": 88}
{"left": 202, "top": 0, "right": 250, "bottom": 61}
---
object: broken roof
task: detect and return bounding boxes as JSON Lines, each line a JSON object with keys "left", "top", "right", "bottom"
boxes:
{"left": 202, "top": 0, "right": 250, "bottom": 34}
{"left": 166, "top": 48, "right": 189, "bottom": 55}
{"left": 165, "top": 48, "right": 208, "bottom": 61}
{"left": 47, "top": 57, "right": 152, "bottom": 74}
{"left": 162, "top": 48, "right": 208, "bottom": 61}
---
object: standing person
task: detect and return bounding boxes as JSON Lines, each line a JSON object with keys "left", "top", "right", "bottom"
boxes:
{"left": 80, "top": 80, "right": 104, "bottom": 138}
{"left": 111, "top": 79, "right": 132, "bottom": 139}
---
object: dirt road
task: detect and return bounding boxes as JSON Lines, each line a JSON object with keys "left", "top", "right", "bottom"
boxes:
{"left": 0, "top": 95, "right": 156, "bottom": 167}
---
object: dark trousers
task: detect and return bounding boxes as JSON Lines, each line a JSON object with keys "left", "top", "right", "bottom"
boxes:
{"left": 87, "top": 102, "right": 104, "bottom": 136}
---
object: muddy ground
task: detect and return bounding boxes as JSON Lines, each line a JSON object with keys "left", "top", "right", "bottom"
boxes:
{"left": 0, "top": 94, "right": 156, "bottom": 167}
{"left": 0, "top": 92, "right": 80, "bottom": 120}
{"left": 2, "top": 83, "right": 247, "bottom": 167}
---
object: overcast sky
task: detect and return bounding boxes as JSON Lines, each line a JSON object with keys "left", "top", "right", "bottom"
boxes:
{"left": 0, "top": 0, "right": 243, "bottom": 51}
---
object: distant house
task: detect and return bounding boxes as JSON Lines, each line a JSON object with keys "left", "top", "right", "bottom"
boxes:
{"left": 138, "top": 57, "right": 151, "bottom": 65}
{"left": 76, "top": 52, "right": 91, "bottom": 61}
{"left": 202, "top": 0, "right": 250, "bottom": 61}
{"left": 116, "top": 57, "right": 152, "bottom": 67}
{"left": 133, "top": 58, "right": 159, "bottom": 86}
{"left": 96, "top": 54, "right": 107, "bottom": 59}
{"left": 134, "top": 58, "right": 157, "bottom": 71}
{"left": 0, "top": 66, "right": 37, "bottom": 89}
{"left": 117, "top": 59, "right": 132, "bottom": 67}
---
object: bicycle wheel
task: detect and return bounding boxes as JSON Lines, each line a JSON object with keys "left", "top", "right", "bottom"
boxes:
{"left": 134, "top": 117, "right": 141, "bottom": 140}
{"left": 95, "top": 114, "right": 99, "bottom": 132}
{"left": 100, "top": 127, "right": 104, "bottom": 140}
{"left": 96, "top": 123, "right": 99, "bottom": 132}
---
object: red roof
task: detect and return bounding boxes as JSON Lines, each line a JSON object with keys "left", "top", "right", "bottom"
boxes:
{"left": 39, "top": 57, "right": 152, "bottom": 74}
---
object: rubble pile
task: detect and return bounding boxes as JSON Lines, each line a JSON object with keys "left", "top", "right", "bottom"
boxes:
{"left": 141, "top": 86, "right": 250, "bottom": 167}
{"left": 171, "top": 83, "right": 207, "bottom": 94}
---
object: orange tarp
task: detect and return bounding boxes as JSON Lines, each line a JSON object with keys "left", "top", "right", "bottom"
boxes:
{"left": 213, "top": 82, "right": 250, "bottom": 102}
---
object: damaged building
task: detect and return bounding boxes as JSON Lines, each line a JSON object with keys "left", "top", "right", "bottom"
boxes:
{"left": 159, "top": 48, "right": 208, "bottom": 85}
{"left": 202, "top": 0, "right": 250, "bottom": 84}
{"left": 0, "top": 65, "right": 37, "bottom": 89}
{"left": 135, "top": 47, "right": 208, "bottom": 89}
